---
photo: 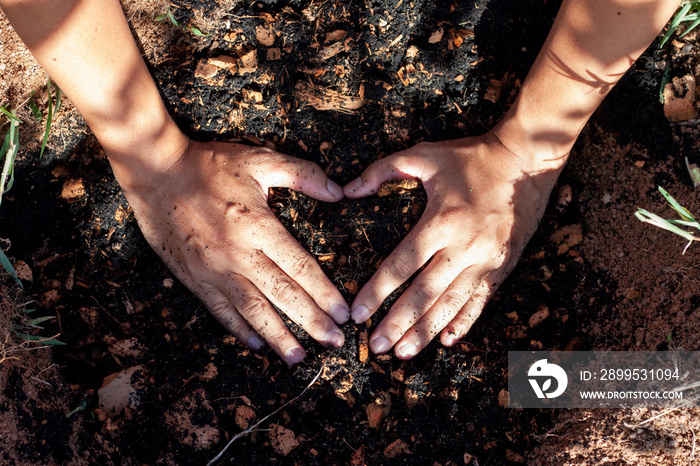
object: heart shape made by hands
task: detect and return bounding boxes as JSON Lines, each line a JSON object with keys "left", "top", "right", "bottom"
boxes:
{"left": 269, "top": 179, "right": 426, "bottom": 314}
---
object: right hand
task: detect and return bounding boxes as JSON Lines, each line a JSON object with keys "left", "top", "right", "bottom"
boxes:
{"left": 119, "top": 140, "right": 350, "bottom": 366}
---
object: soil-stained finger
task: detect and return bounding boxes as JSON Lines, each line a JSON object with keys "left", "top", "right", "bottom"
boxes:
{"left": 393, "top": 268, "right": 488, "bottom": 359}
{"left": 350, "top": 221, "right": 441, "bottom": 324}
{"left": 440, "top": 267, "right": 510, "bottom": 347}
{"left": 213, "top": 273, "right": 309, "bottom": 366}
{"left": 242, "top": 252, "right": 345, "bottom": 349}
{"left": 254, "top": 151, "right": 344, "bottom": 202}
{"left": 261, "top": 227, "right": 350, "bottom": 324}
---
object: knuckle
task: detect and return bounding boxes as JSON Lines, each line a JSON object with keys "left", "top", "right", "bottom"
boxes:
{"left": 288, "top": 256, "right": 313, "bottom": 279}
{"left": 238, "top": 294, "right": 269, "bottom": 320}
{"left": 265, "top": 326, "right": 291, "bottom": 345}
{"left": 271, "top": 278, "right": 296, "bottom": 303}
{"left": 442, "top": 287, "right": 466, "bottom": 310}
{"left": 387, "top": 254, "right": 412, "bottom": 279}
{"left": 207, "top": 299, "right": 232, "bottom": 319}
{"left": 384, "top": 319, "right": 409, "bottom": 339}
{"left": 303, "top": 312, "right": 330, "bottom": 335}
{"left": 413, "top": 283, "right": 439, "bottom": 308}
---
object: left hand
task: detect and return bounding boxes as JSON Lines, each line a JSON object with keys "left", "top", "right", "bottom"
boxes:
{"left": 343, "top": 132, "right": 563, "bottom": 359}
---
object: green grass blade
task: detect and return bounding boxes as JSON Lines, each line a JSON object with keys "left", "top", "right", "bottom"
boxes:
{"left": 0, "top": 106, "right": 22, "bottom": 123}
{"left": 53, "top": 83, "right": 62, "bottom": 114}
{"left": 0, "top": 247, "right": 23, "bottom": 288}
{"left": 166, "top": 8, "right": 180, "bottom": 27}
{"left": 187, "top": 27, "right": 210, "bottom": 37}
{"left": 26, "top": 315, "right": 56, "bottom": 326}
{"left": 13, "top": 330, "right": 66, "bottom": 346}
{"left": 0, "top": 114, "right": 20, "bottom": 206}
{"left": 680, "top": 16, "right": 700, "bottom": 38}
{"left": 40, "top": 81, "right": 54, "bottom": 158}
{"left": 636, "top": 209, "right": 699, "bottom": 242}
{"left": 658, "top": 186, "right": 695, "bottom": 222}
{"left": 661, "top": 2, "right": 693, "bottom": 47}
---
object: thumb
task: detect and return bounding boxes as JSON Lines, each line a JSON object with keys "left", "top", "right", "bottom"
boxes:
{"left": 256, "top": 154, "right": 344, "bottom": 202}
{"left": 343, "top": 149, "right": 434, "bottom": 198}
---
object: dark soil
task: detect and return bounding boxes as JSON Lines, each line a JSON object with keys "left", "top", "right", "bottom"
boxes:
{"left": 1, "top": 0, "right": 700, "bottom": 464}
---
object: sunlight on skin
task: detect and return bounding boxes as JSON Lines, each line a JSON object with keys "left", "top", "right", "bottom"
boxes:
{"left": 0, "top": 0, "right": 682, "bottom": 364}
{"left": 0, "top": 0, "right": 350, "bottom": 366}
{"left": 345, "top": 0, "right": 681, "bottom": 359}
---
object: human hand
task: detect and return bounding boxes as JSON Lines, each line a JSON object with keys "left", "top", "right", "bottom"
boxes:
{"left": 119, "top": 140, "right": 350, "bottom": 366}
{"left": 344, "top": 132, "right": 564, "bottom": 359}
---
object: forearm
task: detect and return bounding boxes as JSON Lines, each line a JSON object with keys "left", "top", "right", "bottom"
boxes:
{"left": 0, "top": 0, "right": 188, "bottom": 190}
{"left": 495, "top": 0, "right": 680, "bottom": 171}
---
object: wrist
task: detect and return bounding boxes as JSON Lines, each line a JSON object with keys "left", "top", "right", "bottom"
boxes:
{"left": 98, "top": 105, "right": 190, "bottom": 194}
{"left": 491, "top": 98, "right": 579, "bottom": 175}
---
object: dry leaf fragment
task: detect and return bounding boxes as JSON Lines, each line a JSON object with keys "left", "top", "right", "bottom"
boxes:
{"left": 294, "top": 82, "right": 364, "bottom": 113}
{"left": 428, "top": 27, "right": 444, "bottom": 43}
{"left": 550, "top": 224, "right": 583, "bottom": 255}
{"left": 235, "top": 405, "right": 256, "bottom": 430}
{"left": 255, "top": 24, "right": 276, "bottom": 46}
{"left": 377, "top": 178, "right": 420, "bottom": 197}
{"left": 268, "top": 424, "right": 300, "bottom": 456}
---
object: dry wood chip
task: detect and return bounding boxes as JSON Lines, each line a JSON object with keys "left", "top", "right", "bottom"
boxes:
{"left": 164, "top": 389, "right": 221, "bottom": 450}
{"left": 317, "top": 41, "right": 347, "bottom": 61}
{"left": 498, "top": 388, "right": 509, "bottom": 408}
{"left": 108, "top": 338, "right": 146, "bottom": 359}
{"left": 61, "top": 178, "right": 85, "bottom": 202}
{"left": 13, "top": 260, "right": 32, "bottom": 281}
{"left": 208, "top": 55, "right": 237, "bottom": 70}
{"left": 238, "top": 50, "right": 258, "bottom": 74}
{"left": 377, "top": 178, "right": 420, "bottom": 197}
{"left": 294, "top": 82, "right": 364, "bottom": 113}
{"left": 242, "top": 88, "right": 263, "bottom": 103}
{"left": 223, "top": 28, "right": 244, "bottom": 42}
{"left": 529, "top": 305, "right": 550, "bottom": 328}
{"left": 366, "top": 391, "right": 391, "bottom": 429}
{"left": 384, "top": 439, "right": 410, "bottom": 458}
{"left": 663, "top": 74, "right": 696, "bottom": 122}
{"left": 358, "top": 329, "right": 369, "bottom": 363}
{"left": 325, "top": 29, "right": 347, "bottom": 43}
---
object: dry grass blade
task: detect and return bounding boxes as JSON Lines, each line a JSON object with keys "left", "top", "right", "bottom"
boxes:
{"left": 206, "top": 365, "right": 325, "bottom": 466}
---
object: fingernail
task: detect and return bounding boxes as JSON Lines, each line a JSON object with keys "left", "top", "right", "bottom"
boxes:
{"left": 330, "top": 303, "right": 350, "bottom": 324}
{"left": 285, "top": 347, "right": 306, "bottom": 366}
{"left": 396, "top": 342, "right": 418, "bottom": 359}
{"left": 247, "top": 336, "right": 266, "bottom": 351}
{"left": 346, "top": 177, "right": 363, "bottom": 192}
{"left": 443, "top": 333, "right": 459, "bottom": 347}
{"left": 324, "top": 330, "right": 345, "bottom": 348}
{"left": 352, "top": 305, "right": 370, "bottom": 324}
{"left": 327, "top": 179, "right": 343, "bottom": 199}
{"left": 371, "top": 336, "right": 391, "bottom": 354}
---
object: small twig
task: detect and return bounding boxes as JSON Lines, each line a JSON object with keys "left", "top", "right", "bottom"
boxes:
{"left": 636, "top": 395, "right": 700, "bottom": 427}
{"left": 30, "top": 376, "right": 52, "bottom": 388}
{"left": 207, "top": 365, "right": 325, "bottom": 466}
{"left": 690, "top": 425, "right": 697, "bottom": 464}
